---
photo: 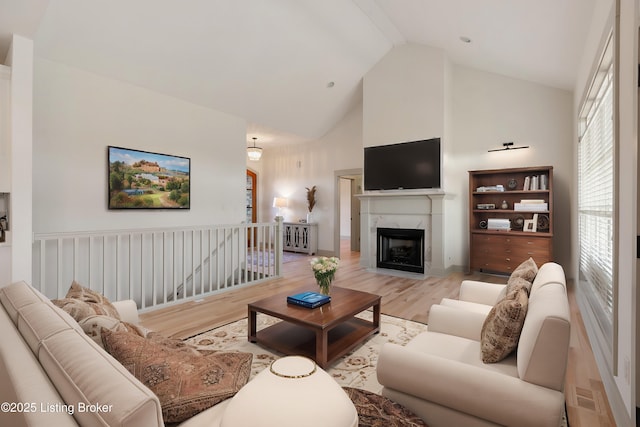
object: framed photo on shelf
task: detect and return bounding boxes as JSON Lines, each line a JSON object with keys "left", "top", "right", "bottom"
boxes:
{"left": 523, "top": 219, "right": 536, "bottom": 232}
{"left": 523, "top": 214, "right": 539, "bottom": 232}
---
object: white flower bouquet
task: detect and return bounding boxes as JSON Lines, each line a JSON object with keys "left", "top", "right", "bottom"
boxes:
{"left": 310, "top": 256, "right": 339, "bottom": 295}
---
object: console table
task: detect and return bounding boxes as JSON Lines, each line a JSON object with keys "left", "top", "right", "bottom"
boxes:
{"left": 283, "top": 222, "right": 318, "bottom": 255}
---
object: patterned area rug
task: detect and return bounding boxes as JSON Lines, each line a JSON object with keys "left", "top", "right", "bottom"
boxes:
{"left": 184, "top": 312, "right": 567, "bottom": 427}
{"left": 184, "top": 311, "right": 427, "bottom": 393}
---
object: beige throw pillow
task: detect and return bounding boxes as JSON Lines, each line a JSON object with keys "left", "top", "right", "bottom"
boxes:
{"left": 480, "top": 287, "right": 529, "bottom": 363}
{"left": 102, "top": 329, "right": 252, "bottom": 423}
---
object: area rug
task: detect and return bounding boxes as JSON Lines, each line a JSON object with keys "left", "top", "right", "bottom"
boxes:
{"left": 183, "top": 311, "right": 427, "bottom": 393}
{"left": 184, "top": 313, "right": 568, "bottom": 427}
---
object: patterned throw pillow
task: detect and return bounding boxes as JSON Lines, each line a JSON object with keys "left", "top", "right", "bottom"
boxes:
{"left": 52, "top": 297, "right": 118, "bottom": 322}
{"left": 145, "top": 331, "right": 208, "bottom": 356}
{"left": 506, "top": 257, "right": 538, "bottom": 295}
{"left": 102, "top": 329, "right": 252, "bottom": 423}
{"left": 506, "top": 277, "right": 532, "bottom": 297}
{"left": 65, "top": 281, "right": 121, "bottom": 319}
{"left": 480, "top": 287, "right": 529, "bottom": 363}
{"left": 78, "top": 315, "right": 143, "bottom": 348}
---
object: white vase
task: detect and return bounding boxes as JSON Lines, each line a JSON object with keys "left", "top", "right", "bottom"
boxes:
{"left": 306, "top": 212, "right": 313, "bottom": 223}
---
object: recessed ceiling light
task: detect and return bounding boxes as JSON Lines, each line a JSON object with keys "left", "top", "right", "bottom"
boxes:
{"left": 460, "top": 36, "right": 472, "bottom": 43}
{"left": 327, "top": 81, "right": 335, "bottom": 88}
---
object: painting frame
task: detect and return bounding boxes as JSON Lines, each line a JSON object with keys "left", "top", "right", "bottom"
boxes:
{"left": 108, "top": 146, "right": 191, "bottom": 210}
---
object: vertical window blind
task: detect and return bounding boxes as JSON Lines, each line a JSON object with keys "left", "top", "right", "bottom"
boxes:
{"left": 578, "top": 40, "right": 614, "bottom": 326}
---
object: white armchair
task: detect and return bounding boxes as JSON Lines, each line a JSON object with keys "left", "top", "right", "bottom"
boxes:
{"left": 377, "top": 262, "right": 570, "bottom": 427}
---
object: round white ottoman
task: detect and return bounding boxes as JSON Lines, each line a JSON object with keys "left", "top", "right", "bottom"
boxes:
{"left": 221, "top": 356, "right": 358, "bottom": 427}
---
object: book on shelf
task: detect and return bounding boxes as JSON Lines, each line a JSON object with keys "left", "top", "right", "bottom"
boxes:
{"left": 514, "top": 203, "right": 548, "bottom": 211}
{"left": 487, "top": 218, "right": 511, "bottom": 231}
{"left": 287, "top": 291, "right": 331, "bottom": 309}
{"left": 476, "top": 185, "right": 505, "bottom": 192}
{"left": 523, "top": 175, "right": 548, "bottom": 191}
{"left": 540, "top": 174, "right": 548, "bottom": 190}
{"left": 531, "top": 176, "right": 538, "bottom": 190}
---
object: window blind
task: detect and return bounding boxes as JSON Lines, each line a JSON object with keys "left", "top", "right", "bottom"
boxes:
{"left": 578, "top": 56, "right": 614, "bottom": 323}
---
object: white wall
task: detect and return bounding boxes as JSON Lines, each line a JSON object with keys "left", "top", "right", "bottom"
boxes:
{"left": 363, "top": 43, "right": 446, "bottom": 147}
{"left": 0, "top": 66, "right": 9, "bottom": 192}
{"left": 449, "top": 66, "right": 574, "bottom": 272}
{"left": 33, "top": 59, "right": 248, "bottom": 233}
{"left": 260, "top": 103, "right": 363, "bottom": 253}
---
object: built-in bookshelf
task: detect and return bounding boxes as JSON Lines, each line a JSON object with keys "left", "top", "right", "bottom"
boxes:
{"left": 468, "top": 166, "right": 553, "bottom": 274}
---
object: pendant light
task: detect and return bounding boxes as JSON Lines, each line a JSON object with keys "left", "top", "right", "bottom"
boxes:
{"left": 247, "top": 137, "right": 263, "bottom": 161}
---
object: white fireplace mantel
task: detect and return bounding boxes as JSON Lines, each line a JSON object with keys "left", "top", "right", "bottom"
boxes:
{"left": 357, "top": 191, "right": 446, "bottom": 277}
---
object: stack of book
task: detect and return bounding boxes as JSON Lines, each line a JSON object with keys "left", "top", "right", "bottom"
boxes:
{"left": 287, "top": 291, "right": 331, "bottom": 309}
{"left": 476, "top": 185, "right": 505, "bottom": 192}
{"left": 523, "top": 175, "right": 548, "bottom": 191}
{"left": 487, "top": 218, "right": 511, "bottom": 231}
{"left": 514, "top": 199, "right": 548, "bottom": 211}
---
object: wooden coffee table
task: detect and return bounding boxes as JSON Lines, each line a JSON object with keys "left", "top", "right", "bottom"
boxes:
{"left": 248, "top": 286, "right": 381, "bottom": 368}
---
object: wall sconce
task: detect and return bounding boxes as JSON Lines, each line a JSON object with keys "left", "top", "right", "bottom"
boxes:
{"left": 273, "top": 197, "right": 288, "bottom": 219}
{"left": 488, "top": 142, "right": 530, "bottom": 152}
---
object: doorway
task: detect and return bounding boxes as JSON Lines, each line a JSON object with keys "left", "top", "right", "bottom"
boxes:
{"left": 246, "top": 169, "right": 257, "bottom": 245}
{"left": 334, "top": 169, "right": 362, "bottom": 257}
{"left": 246, "top": 169, "right": 257, "bottom": 223}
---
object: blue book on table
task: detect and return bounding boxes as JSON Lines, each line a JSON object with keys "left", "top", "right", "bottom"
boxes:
{"left": 287, "top": 291, "right": 331, "bottom": 309}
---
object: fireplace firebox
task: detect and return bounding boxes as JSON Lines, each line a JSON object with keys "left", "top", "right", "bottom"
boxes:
{"left": 376, "top": 228, "right": 425, "bottom": 274}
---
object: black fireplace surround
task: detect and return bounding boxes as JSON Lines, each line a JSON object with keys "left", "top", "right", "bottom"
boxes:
{"left": 376, "top": 227, "right": 425, "bottom": 274}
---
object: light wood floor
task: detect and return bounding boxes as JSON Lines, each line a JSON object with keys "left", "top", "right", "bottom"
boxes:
{"left": 140, "top": 240, "right": 616, "bottom": 427}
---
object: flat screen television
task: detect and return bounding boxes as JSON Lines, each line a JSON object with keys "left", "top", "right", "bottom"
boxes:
{"left": 364, "top": 137, "right": 441, "bottom": 191}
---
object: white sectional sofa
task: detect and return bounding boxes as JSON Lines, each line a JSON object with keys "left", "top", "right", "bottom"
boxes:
{"left": 377, "top": 262, "right": 570, "bottom": 427}
{"left": 0, "top": 281, "right": 242, "bottom": 426}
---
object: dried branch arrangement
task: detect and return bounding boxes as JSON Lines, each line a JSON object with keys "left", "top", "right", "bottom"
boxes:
{"left": 306, "top": 186, "right": 316, "bottom": 212}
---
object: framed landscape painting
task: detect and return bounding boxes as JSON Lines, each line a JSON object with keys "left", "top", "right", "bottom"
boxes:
{"left": 108, "top": 146, "right": 190, "bottom": 210}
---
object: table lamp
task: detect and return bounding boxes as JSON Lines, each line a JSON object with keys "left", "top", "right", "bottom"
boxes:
{"left": 273, "top": 197, "right": 288, "bottom": 220}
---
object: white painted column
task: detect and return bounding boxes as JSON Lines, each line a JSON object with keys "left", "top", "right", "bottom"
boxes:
{"left": 7, "top": 35, "right": 33, "bottom": 283}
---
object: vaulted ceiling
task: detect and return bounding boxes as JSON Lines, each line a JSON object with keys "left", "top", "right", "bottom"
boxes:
{"left": 1, "top": 0, "right": 595, "bottom": 145}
